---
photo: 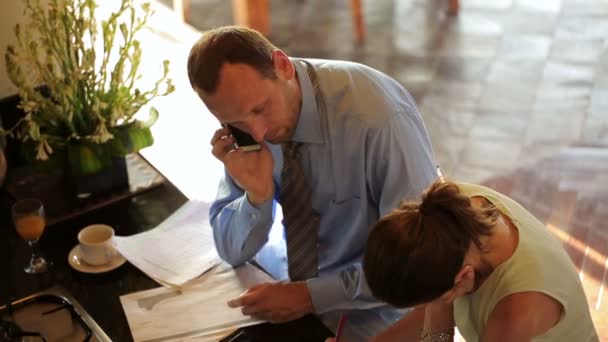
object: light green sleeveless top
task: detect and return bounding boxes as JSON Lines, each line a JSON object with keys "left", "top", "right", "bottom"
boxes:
{"left": 453, "top": 183, "right": 598, "bottom": 342}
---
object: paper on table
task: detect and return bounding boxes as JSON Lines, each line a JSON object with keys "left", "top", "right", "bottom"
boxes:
{"left": 114, "top": 200, "right": 221, "bottom": 287}
{"left": 120, "top": 262, "right": 274, "bottom": 342}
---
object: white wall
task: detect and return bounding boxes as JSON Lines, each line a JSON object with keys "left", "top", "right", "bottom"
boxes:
{"left": 0, "top": 1, "right": 32, "bottom": 98}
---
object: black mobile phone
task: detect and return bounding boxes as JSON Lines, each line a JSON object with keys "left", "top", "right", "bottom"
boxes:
{"left": 224, "top": 124, "right": 261, "bottom": 151}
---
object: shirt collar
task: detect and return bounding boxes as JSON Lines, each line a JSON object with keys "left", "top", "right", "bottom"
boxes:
{"left": 291, "top": 59, "right": 324, "bottom": 144}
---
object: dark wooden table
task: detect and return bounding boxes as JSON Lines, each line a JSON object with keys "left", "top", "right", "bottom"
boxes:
{"left": 0, "top": 181, "right": 333, "bottom": 341}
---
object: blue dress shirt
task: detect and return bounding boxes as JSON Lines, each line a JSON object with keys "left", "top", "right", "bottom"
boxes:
{"left": 209, "top": 58, "right": 437, "bottom": 339}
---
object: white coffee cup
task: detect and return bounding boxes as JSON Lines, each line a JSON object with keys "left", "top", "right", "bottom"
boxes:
{"left": 77, "top": 224, "right": 117, "bottom": 266}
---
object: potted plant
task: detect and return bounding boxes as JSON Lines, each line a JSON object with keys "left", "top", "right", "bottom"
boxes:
{"left": 2, "top": 0, "right": 174, "bottom": 196}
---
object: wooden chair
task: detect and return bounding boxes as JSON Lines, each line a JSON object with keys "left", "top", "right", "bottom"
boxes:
{"left": 175, "top": 0, "right": 459, "bottom": 44}
{"left": 232, "top": 0, "right": 271, "bottom": 37}
{"left": 449, "top": 0, "right": 459, "bottom": 14}
{"left": 349, "top": 0, "right": 365, "bottom": 43}
{"left": 229, "top": 0, "right": 366, "bottom": 43}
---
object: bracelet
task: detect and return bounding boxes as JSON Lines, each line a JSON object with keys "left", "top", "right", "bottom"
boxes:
{"left": 420, "top": 331, "right": 454, "bottom": 342}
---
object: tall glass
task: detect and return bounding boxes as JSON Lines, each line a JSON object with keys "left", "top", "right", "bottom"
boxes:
{"left": 12, "top": 199, "right": 49, "bottom": 273}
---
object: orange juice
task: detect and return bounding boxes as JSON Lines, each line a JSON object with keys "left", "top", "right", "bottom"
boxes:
{"left": 15, "top": 215, "right": 45, "bottom": 241}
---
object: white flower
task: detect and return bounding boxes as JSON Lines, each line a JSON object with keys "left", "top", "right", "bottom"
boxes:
{"left": 5, "top": 0, "right": 173, "bottom": 161}
{"left": 92, "top": 99, "right": 109, "bottom": 116}
{"left": 110, "top": 107, "right": 125, "bottom": 122}
{"left": 90, "top": 123, "right": 114, "bottom": 143}
{"left": 19, "top": 100, "right": 38, "bottom": 114}
{"left": 35, "top": 138, "right": 53, "bottom": 160}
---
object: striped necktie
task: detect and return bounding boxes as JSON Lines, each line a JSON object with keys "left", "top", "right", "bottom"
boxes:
{"left": 279, "top": 60, "right": 325, "bottom": 281}
{"left": 280, "top": 141, "right": 319, "bottom": 281}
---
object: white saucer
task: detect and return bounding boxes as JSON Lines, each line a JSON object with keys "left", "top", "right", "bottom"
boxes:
{"left": 68, "top": 245, "right": 127, "bottom": 274}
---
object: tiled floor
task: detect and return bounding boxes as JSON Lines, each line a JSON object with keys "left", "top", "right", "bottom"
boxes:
{"left": 164, "top": 0, "right": 608, "bottom": 338}
{"left": 484, "top": 147, "right": 608, "bottom": 341}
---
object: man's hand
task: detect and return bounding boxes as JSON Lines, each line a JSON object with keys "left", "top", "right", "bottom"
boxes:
{"left": 210, "top": 127, "right": 275, "bottom": 205}
{"left": 227, "top": 282, "right": 314, "bottom": 323}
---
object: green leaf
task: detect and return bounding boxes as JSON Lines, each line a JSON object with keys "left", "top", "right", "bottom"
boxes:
{"left": 109, "top": 124, "right": 153, "bottom": 155}
{"left": 67, "top": 142, "right": 112, "bottom": 175}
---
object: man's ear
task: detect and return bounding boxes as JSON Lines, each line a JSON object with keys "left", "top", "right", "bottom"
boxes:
{"left": 271, "top": 49, "right": 295, "bottom": 80}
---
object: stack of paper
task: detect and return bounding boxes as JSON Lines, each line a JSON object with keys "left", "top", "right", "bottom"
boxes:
{"left": 120, "top": 262, "right": 274, "bottom": 341}
{"left": 114, "top": 200, "right": 222, "bottom": 287}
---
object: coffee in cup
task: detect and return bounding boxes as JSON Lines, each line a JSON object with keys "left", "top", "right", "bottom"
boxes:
{"left": 77, "top": 224, "right": 117, "bottom": 266}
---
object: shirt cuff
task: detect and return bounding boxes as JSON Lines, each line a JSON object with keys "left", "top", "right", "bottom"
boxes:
{"left": 306, "top": 273, "right": 345, "bottom": 314}
{"left": 233, "top": 193, "right": 274, "bottom": 232}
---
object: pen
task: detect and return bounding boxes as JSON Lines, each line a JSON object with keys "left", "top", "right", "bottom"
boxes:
{"left": 335, "top": 314, "right": 347, "bottom": 342}
{"left": 224, "top": 330, "right": 245, "bottom": 342}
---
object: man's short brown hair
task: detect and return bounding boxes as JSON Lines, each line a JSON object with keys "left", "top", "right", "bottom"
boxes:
{"left": 363, "top": 179, "right": 499, "bottom": 308}
{"left": 187, "top": 26, "right": 278, "bottom": 94}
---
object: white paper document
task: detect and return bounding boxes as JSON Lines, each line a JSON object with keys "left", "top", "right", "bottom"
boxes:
{"left": 120, "top": 262, "right": 274, "bottom": 342}
{"left": 114, "top": 200, "right": 222, "bottom": 287}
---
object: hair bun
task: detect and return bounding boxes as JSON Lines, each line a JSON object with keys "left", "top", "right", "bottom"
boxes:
{"left": 418, "top": 179, "right": 469, "bottom": 220}
{"left": 419, "top": 200, "right": 432, "bottom": 216}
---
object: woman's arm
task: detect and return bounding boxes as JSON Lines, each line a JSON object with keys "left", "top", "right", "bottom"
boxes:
{"left": 420, "top": 300, "right": 455, "bottom": 342}
{"left": 482, "top": 292, "right": 562, "bottom": 342}
{"left": 370, "top": 299, "right": 455, "bottom": 342}
{"left": 370, "top": 306, "right": 426, "bottom": 342}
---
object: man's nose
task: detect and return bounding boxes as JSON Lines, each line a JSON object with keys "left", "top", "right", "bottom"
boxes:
{"left": 248, "top": 123, "right": 267, "bottom": 142}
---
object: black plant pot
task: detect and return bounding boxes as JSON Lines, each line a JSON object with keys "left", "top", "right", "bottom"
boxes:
{"left": 68, "top": 156, "right": 129, "bottom": 198}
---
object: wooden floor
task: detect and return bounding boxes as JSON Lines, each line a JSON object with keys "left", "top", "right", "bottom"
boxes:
{"left": 170, "top": 0, "right": 608, "bottom": 338}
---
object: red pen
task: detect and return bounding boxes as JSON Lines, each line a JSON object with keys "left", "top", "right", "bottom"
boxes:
{"left": 335, "top": 314, "right": 347, "bottom": 342}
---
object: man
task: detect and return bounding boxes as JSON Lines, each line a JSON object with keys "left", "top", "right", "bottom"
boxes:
{"left": 360, "top": 179, "right": 598, "bottom": 341}
{"left": 187, "top": 26, "right": 437, "bottom": 340}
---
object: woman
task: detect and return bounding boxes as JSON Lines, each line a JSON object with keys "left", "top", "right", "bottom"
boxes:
{"left": 360, "top": 179, "right": 598, "bottom": 342}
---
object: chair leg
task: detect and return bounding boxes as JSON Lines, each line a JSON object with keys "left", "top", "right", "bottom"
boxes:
{"left": 349, "top": 0, "right": 366, "bottom": 43}
{"left": 448, "top": 0, "right": 459, "bottom": 14}
{"left": 172, "top": 0, "right": 190, "bottom": 23}
{"left": 183, "top": 0, "right": 191, "bottom": 23}
{"left": 232, "top": 0, "right": 270, "bottom": 36}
